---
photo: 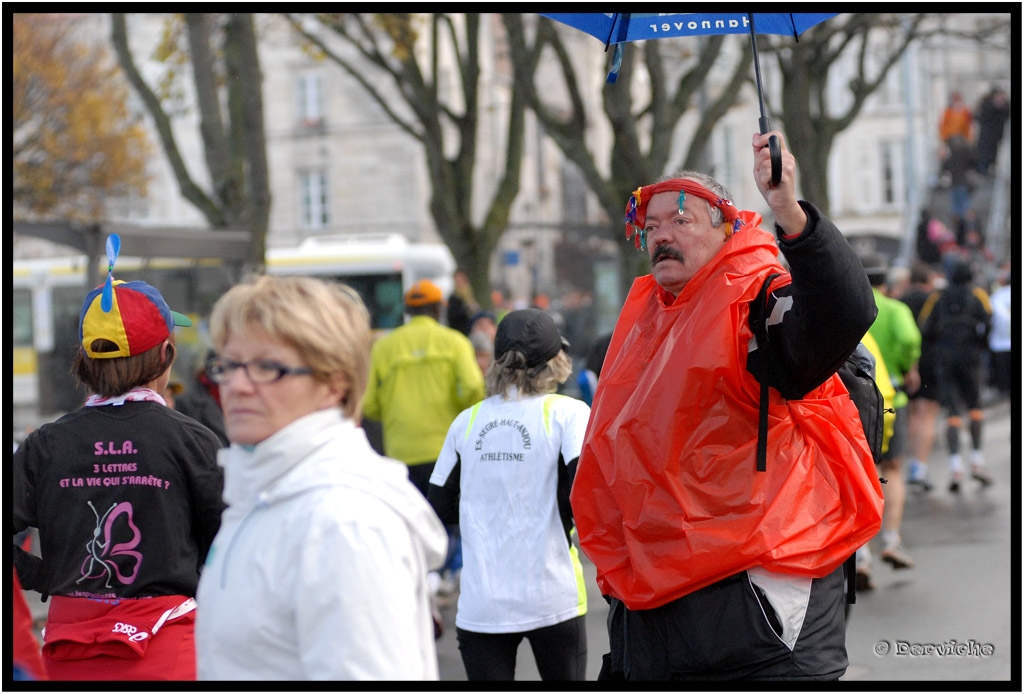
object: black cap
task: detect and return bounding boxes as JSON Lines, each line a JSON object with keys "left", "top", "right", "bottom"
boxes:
{"left": 494, "top": 308, "right": 569, "bottom": 368}
{"left": 858, "top": 251, "right": 889, "bottom": 286}
{"left": 949, "top": 259, "right": 973, "bottom": 285}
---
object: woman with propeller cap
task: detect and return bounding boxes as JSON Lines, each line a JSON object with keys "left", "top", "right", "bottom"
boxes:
{"left": 12, "top": 235, "right": 225, "bottom": 681}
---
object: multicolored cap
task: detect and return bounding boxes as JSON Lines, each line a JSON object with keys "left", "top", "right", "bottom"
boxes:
{"left": 79, "top": 234, "right": 191, "bottom": 359}
{"left": 624, "top": 179, "right": 745, "bottom": 251}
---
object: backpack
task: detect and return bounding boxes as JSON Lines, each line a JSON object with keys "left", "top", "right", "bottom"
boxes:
{"left": 751, "top": 273, "right": 886, "bottom": 604}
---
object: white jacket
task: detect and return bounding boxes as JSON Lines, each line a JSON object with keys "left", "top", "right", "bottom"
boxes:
{"left": 196, "top": 409, "right": 447, "bottom": 681}
{"left": 988, "top": 283, "right": 1011, "bottom": 353}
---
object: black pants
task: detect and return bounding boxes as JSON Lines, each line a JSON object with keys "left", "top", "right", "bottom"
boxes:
{"left": 457, "top": 615, "right": 587, "bottom": 681}
{"left": 606, "top": 566, "right": 847, "bottom": 680}
{"left": 406, "top": 461, "right": 435, "bottom": 498}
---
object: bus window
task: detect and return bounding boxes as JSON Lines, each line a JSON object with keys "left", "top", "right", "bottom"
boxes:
{"left": 13, "top": 289, "right": 36, "bottom": 406}
{"left": 316, "top": 273, "right": 404, "bottom": 331}
{"left": 14, "top": 289, "right": 33, "bottom": 349}
{"left": 373, "top": 277, "right": 405, "bottom": 330}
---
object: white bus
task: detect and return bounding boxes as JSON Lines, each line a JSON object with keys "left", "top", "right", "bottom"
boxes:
{"left": 265, "top": 233, "right": 455, "bottom": 331}
{"left": 13, "top": 234, "right": 456, "bottom": 411}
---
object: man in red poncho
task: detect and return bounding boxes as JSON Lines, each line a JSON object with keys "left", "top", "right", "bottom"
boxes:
{"left": 573, "top": 131, "right": 884, "bottom": 681}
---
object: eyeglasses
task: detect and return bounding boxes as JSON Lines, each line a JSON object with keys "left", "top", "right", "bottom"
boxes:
{"left": 206, "top": 356, "right": 315, "bottom": 385}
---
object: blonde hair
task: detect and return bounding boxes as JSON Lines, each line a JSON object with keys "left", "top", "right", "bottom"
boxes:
{"left": 208, "top": 275, "right": 371, "bottom": 419}
{"left": 484, "top": 349, "right": 573, "bottom": 398}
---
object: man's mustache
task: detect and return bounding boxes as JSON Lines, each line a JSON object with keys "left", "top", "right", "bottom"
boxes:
{"left": 650, "top": 244, "right": 684, "bottom": 267}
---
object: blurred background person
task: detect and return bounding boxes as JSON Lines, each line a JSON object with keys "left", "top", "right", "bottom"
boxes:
{"left": 901, "top": 261, "right": 943, "bottom": 491}
{"left": 940, "top": 135, "right": 979, "bottom": 245}
{"left": 939, "top": 91, "right": 973, "bottom": 146}
{"left": 446, "top": 268, "right": 480, "bottom": 336}
{"left": 915, "top": 208, "right": 944, "bottom": 268}
{"left": 854, "top": 330, "right": 898, "bottom": 592}
{"left": 861, "top": 252, "right": 921, "bottom": 572}
{"left": 13, "top": 566, "right": 47, "bottom": 681}
{"left": 161, "top": 373, "right": 185, "bottom": 410}
{"left": 918, "top": 261, "right": 993, "bottom": 492}
{"left": 974, "top": 85, "right": 1010, "bottom": 176}
{"left": 468, "top": 310, "right": 499, "bottom": 345}
{"left": 470, "top": 329, "right": 494, "bottom": 375}
{"left": 489, "top": 289, "right": 511, "bottom": 323}
{"left": 429, "top": 308, "right": 591, "bottom": 681}
{"left": 195, "top": 275, "right": 447, "bottom": 680}
{"left": 576, "top": 332, "right": 612, "bottom": 407}
{"left": 175, "top": 351, "right": 229, "bottom": 447}
{"left": 986, "top": 267, "right": 1012, "bottom": 402}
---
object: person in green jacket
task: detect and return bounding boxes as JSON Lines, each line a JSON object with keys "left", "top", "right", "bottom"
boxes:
{"left": 860, "top": 252, "right": 922, "bottom": 576}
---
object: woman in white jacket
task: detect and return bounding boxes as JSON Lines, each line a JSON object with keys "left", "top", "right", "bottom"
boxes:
{"left": 195, "top": 275, "right": 447, "bottom": 681}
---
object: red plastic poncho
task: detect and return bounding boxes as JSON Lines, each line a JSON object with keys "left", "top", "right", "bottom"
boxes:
{"left": 572, "top": 216, "right": 884, "bottom": 611}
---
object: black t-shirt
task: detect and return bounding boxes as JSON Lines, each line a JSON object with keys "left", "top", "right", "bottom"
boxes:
{"left": 13, "top": 402, "right": 225, "bottom": 599}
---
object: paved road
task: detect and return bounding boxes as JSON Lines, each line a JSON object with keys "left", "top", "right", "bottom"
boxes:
{"left": 434, "top": 395, "right": 1016, "bottom": 682}
{"left": 842, "top": 395, "right": 1014, "bottom": 682}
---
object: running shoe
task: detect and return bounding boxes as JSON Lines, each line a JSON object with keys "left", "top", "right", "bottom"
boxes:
{"left": 971, "top": 465, "right": 994, "bottom": 487}
{"left": 907, "top": 476, "right": 934, "bottom": 493}
{"left": 856, "top": 568, "right": 877, "bottom": 592}
{"left": 949, "top": 471, "right": 963, "bottom": 493}
{"left": 880, "top": 545, "right": 915, "bottom": 569}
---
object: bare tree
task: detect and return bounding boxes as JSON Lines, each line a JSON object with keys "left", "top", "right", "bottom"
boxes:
{"left": 111, "top": 13, "right": 270, "bottom": 268}
{"left": 775, "top": 13, "right": 1011, "bottom": 215}
{"left": 284, "top": 13, "right": 531, "bottom": 306}
{"left": 767, "top": 14, "right": 924, "bottom": 214}
{"left": 504, "top": 14, "right": 754, "bottom": 285}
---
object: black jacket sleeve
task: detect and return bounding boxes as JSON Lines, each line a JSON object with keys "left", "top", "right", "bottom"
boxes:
{"left": 172, "top": 412, "right": 227, "bottom": 568}
{"left": 754, "top": 201, "right": 878, "bottom": 398}
{"left": 14, "top": 544, "right": 46, "bottom": 593}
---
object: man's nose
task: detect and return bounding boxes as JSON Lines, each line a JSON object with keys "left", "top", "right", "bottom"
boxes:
{"left": 647, "top": 224, "right": 671, "bottom": 247}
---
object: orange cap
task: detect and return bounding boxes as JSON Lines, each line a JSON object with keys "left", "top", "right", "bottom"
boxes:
{"left": 404, "top": 279, "right": 444, "bottom": 307}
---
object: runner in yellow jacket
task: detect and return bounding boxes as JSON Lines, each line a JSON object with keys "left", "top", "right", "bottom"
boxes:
{"left": 363, "top": 279, "right": 485, "bottom": 494}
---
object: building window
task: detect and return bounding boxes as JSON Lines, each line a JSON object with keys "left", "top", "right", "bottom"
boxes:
{"left": 879, "top": 140, "right": 902, "bottom": 206}
{"left": 297, "top": 73, "right": 323, "bottom": 128}
{"left": 300, "top": 170, "right": 329, "bottom": 230}
{"left": 716, "top": 124, "right": 736, "bottom": 189}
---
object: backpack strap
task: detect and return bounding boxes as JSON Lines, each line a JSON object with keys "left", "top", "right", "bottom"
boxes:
{"left": 752, "top": 273, "right": 781, "bottom": 473}
{"left": 845, "top": 552, "right": 857, "bottom": 604}
{"left": 752, "top": 273, "right": 860, "bottom": 605}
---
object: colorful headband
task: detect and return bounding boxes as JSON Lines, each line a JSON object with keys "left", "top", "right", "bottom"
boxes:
{"left": 624, "top": 179, "right": 745, "bottom": 251}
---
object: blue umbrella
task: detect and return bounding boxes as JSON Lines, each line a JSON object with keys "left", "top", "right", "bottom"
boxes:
{"left": 539, "top": 12, "right": 838, "bottom": 185}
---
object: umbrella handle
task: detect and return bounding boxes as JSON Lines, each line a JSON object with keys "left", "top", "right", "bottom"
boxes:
{"left": 759, "top": 116, "right": 782, "bottom": 187}
{"left": 768, "top": 136, "right": 782, "bottom": 187}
